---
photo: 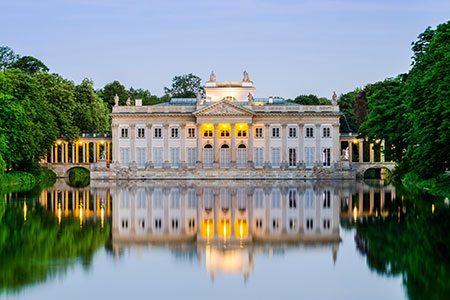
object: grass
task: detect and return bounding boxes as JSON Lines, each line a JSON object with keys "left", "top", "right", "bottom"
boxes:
{"left": 0, "top": 168, "right": 56, "bottom": 194}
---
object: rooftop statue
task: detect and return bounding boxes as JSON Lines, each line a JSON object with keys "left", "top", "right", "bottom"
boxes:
{"left": 209, "top": 71, "right": 216, "bottom": 82}
{"left": 114, "top": 94, "right": 119, "bottom": 106}
{"left": 332, "top": 91, "right": 338, "bottom": 105}
{"left": 243, "top": 70, "right": 250, "bottom": 82}
{"left": 196, "top": 92, "right": 203, "bottom": 105}
{"left": 126, "top": 97, "right": 131, "bottom": 106}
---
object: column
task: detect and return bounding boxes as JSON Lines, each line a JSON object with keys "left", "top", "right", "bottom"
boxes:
{"left": 112, "top": 124, "right": 119, "bottom": 164}
{"left": 180, "top": 124, "right": 186, "bottom": 166}
{"left": 75, "top": 143, "right": 79, "bottom": 163}
{"left": 50, "top": 146, "right": 54, "bottom": 163}
{"left": 82, "top": 142, "right": 86, "bottom": 163}
{"left": 247, "top": 122, "right": 253, "bottom": 166}
{"left": 96, "top": 142, "right": 100, "bottom": 162}
{"left": 146, "top": 124, "right": 152, "bottom": 167}
{"left": 381, "top": 140, "right": 385, "bottom": 162}
{"left": 231, "top": 123, "right": 236, "bottom": 165}
{"left": 332, "top": 124, "right": 340, "bottom": 163}
{"left": 72, "top": 143, "right": 75, "bottom": 163}
{"left": 264, "top": 124, "right": 270, "bottom": 167}
{"left": 298, "top": 123, "right": 304, "bottom": 166}
{"left": 107, "top": 142, "right": 111, "bottom": 164}
{"left": 213, "top": 123, "right": 218, "bottom": 164}
{"left": 85, "top": 142, "right": 90, "bottom": 163}
{"left": 55, "top": 144, "right": 58, "bottom": 163}
{"left": 65, "top": 142, "right": 69, "bottom": 164}
{"left": 163, "top": 124, "right": 169, "bottom": 165}
{"left": 196, "top": 123, "right": 201, "bottom": 164}
{"left": 61, "top": 143, "right": 64, "bottom": 163}
{"left": 359, "top": 141, "right": 363, "bottom": 163}
{"left": 93, "top": 142, "right": 97, "bottom": 163}
{"left": 281, "top": 124, "right": 287, "bottom": 167}
{"left": 369, "top": 143, "right": 374, "bottom": 163}
{"left": 130, "top": 124, "right": 136, "bottom": 164}
{"left": 348, "top": 140, "right": 353, "bottom": 162}
{"left": 315, "top": 124, "right": 321, "bottom": 164}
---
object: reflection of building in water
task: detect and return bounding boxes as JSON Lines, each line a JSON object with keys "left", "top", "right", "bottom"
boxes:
{"left": 107, "top": 181, "right": 344, "bottom": 280}
{"left": 38, "top": 181, "right": 111, "bottom": 227}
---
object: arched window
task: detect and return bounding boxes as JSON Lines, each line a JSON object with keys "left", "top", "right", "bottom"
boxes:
{"left": 237, "top": 144, "right": 247, "bottom": 168}
{"left": 203, "top": 144, "right": 213, "bottom": 168}
{"left": 220, "top": 144, "right": 230, "bottom": 168}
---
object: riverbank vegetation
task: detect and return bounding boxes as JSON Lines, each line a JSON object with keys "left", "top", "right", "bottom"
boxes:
{"left": 68, "top": 167, "right": 90, "bottom": 187}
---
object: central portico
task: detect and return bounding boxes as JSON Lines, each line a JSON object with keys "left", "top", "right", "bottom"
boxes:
{"left": 108, "top": 72, "right": 344, "bottom": 177}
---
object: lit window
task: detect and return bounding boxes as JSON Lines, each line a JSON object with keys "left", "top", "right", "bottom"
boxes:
{"left": 237, "top": 129, "right": 247, "bottom": 137}
{"left": 220, "top": 129, "right": 230, "bottom": 137}
{"left": 187, "top": 127, "right": 196, "bottom": 138}
{"left": 203, "top": 130, "right": 213, "bottom": 137}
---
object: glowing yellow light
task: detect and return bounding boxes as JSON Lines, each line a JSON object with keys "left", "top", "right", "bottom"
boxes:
{"left": 57, "top": 140, "right": 62, "bottom": 145}
{"left": 207, "top": 223, "right": 210, "bottom": 239}
{"left": 352, "top": 139, "right": 358, "bottom": 144}
{"left": 375, "top": 139, "right": 381, "bottom": 144}
{"left": 222, "top": 124, "right": 226, "bottom": 128}
{"left": 239, "top": 124, "right": 243, "bottom": 128}
{"left": 224, "top": 223, "right": 226, "bottom": 242}
{"left": 58, "top": 203, "right": 61, "bottom": 224}
{"left": 206, "top": 124, "right": 210, "bottom": 128}
{"left": 432, "top": 204, "right": 435, "bottom": 214}
{"left": 101, "top": 206, "right": 105, "bottom": 228}
{"left": 240, "top": 223, "right": 243, "bottom": 239}
{"left": 353, "top": 207, "right": 357, "bottom": 221}
{"left": 79, "top": 205, "right": 83, "bottom": 227}
{"left": 100, "top": 141, "right": 104, "bottom": 145}
{"left": 78, "top": 141, "right": 83, "bottom": 145}
{"left": 23, "top": 202, "right": 27, "bottom": 221}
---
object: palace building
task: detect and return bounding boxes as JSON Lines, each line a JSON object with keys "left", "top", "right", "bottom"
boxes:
{"left": 110, "top": 72, "right": 341, "bottom": 173}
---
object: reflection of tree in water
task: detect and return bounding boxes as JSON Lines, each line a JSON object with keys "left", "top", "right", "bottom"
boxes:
{"left": 354, "top": 194, "right": 450, "bottom": 300}
{"left": 0, "top": 202, "right": 110, "bottom": 294}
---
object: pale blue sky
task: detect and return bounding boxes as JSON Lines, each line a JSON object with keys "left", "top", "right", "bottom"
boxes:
{"left": 1, "top": 0, "right": 449, "bottom": 99}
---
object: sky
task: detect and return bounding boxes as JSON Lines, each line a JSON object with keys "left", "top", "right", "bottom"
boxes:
{"left": 1, "top": 0, "right": 449, "bottom": 99}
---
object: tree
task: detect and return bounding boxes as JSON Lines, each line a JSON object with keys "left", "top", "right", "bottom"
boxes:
{"left": 404, "top": 21, "right": 450, "bottom": 179}
{"left": 99, "top": 80, "right": 129, "bottom": 110}
{"left": 73, "top": 79, "right": 110, "bottom": 133}
{"left": 0, "top": 46, "right": 18, "bottom": 70}
{"left": 164, "top": 73, "right": 204, "bottom": 98}
{"left": 289, "top": 94, "right": 331, "bottom": 105}
{"left": 10, "top": 56, "right": 49, "bottom": 75}
{"left": 128, "top": 87, "right": 169, "bottom": 106}
{"left": 354, "top": 91, "right": 368, "bottom": 126}
{"left": 35, "top": 72, "right": 79, "bottom": 139}
{"left": 359, "top": 76, "right": 409, "bottom": 162}
{"left": 338, "top": 90, "right": 360, "bottom": 133}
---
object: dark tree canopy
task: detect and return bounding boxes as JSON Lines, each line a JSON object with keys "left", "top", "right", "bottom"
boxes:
{"left": 289, "top": 94, "right": 331, "bottom": 105}
{"left": 338, "top": 90, "right": 360, "bottom": 133}
{"left": 0, "top": 46, "right": 18, "bottom": 70}
{"left": 164, "top": 73, "right": 204, "bottom": 98}
{"left": 99, "top": 80, "right": 129, "bottom": 109}
{"left": 128, "top": 87, "right": 168, "bottom": 106}
{"left": 10, "top": 56, "right": 49, "bottom": 75}
{"left": 354, "top": 91, "right": 368, "bottom": 126}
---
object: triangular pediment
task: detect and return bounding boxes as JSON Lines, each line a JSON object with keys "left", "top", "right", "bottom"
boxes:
{"left": 193, "top": 100, "right": 254, "bottom": 116}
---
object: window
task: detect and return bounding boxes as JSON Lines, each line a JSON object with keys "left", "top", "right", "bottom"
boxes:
{"left": 121, "top": 128, "right": 128, "bottom": 138}
{"left": 171, "top": 219, "right": 179, "bottom": 230}
{"left": 137, "top": 128, "right": 145, "bottom": 138}
{"left": 306, "top": 218, "right": 314, "bottom": 230}
{"left": 271, "top": 189, "right": 281, "bottom": 209}
{"left": 254, "top": 148, "right": 263, "bottom": 168}
{"left": 288, "top": 190, "right": 297, "bottom": 208}
{"left": 154, "top": 218, "right": 162, "bottom": 230}
{"left": 272, "top": 127, "right": 280, "bottom": 138}
{"left": 254, "top": 189, "right": 264, "bottom": 209}
{"left": 323, "top": 127, "right": 331, "bottom": 138}
{"left": 120, "top": 190, "right": 129, "bottom": 208}
{"left": 237, "top": 129, "right": 247, "bottom": 137}
{"left": 289, "top": 148, "right": 297, "bottom": 167}
{"left": 220, "top": 144, "right": 230, "bottom": 168}
{"left": 289, "top": 219, "right": 297, "bottom": 230}
{"left": 120, "top": 148, "right": 129, "bottom": 167}
{"left": 137, "top": 189, "right": 146, "bottom": 209}
{"left": 305, "top": 147, "right": 315, "bottom": 168}
{"left": 203, "top": 144, "right": 213, "bottom": 168}
{"left": 322, "top": 148, "right": 331, "bottom": 167}
{"left": 203, "top": 130, "right": 213, "bottom": 137}
{"left": 170, "top": 189, "right": 180, "bottom": 209}
{"left": 220, "top": 129, "right": 230, "bottom": 137}
{"left": 154, "top": 127, "right": 162, "bottom": 138}
{"left": 204, "top": 188, "right": 213, "bottom": 210}
{"left": 288, "top": 127, "right": 297, "bottom": 138}
{"left": 187, "top": 127, "right": 196, "bottom": 138}
{"left": 153, "top": 147, "right": 163, "bottom": 167}
{"left": 188, "top": 189, "right": 196, "bottom": 209}
{"left": 271, "top": 148, "right": 280, "bottom": 167}
{"left": 171, "top": 127, "right": 179, "bottom": 138}
{"left": 272, "top": 218, "right": 280, "bottom": 230}
{"left": 188, "top": 218, "right": 196, "bottom": 230}
{"left": 187, "top": 148, "right": 196, "bottom": 168}
{"left": 322, "top": 190, "right": 331, "bottom": 208}
{"left": 255, "top": 218, "right": 263, "bottom": 229}
{"left": 170, "top": 148, "right": 179, "bottom": 167}
{"left": 323, "top": 219, "right": 331, "bottom": 230}
{"left": 153, "top": 189, "right": 162, "bottom": 208}
{"left": 137, "top": 148, "right": 146, "bottom": 168}
{"left": 306, "top": 127, "right": 314, "bottom": 138}
{"left": 255, "top": 127, "right": 263, "bottom": 138}
{"left": 237, "top": 189, "right": 246, "bottom": 210}
{"left": 237, "top": 144, "right": 247, "bottom": 168}
{"left": 305, "top": 189, "right": 314, "bottom": 209}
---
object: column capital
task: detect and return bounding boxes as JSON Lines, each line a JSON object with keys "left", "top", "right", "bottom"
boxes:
{"left": 180, "top": 124, "right": 186, "bottom": 128}
{"left": 163, "top": 124, "right": 169, "bottom": 128}
{"left": 298, "top": 123, "right": 304, "bottom": 128}
{"left": 281, "top": 123, "right": 287, "bottom": 128}
{"left": 112, "top": 124, "right": 119, "bottom": 128}
{"left": 315, "top": 123, "right": 321, "bottom": 128}
{"left": 130, "top": 124, "right": 136, "bottom": 128}
{"left": 146, "top": 123, "right": 153, "bottom": 128}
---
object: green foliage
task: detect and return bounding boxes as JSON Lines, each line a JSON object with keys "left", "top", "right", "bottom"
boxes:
{"left": 99, "top": 80, "right": 129, "bottom": 110}
{"left": 68, "top": 167, "right": 90, "bottom": 187}
{"left": 0, "top": 153, "right": 5, "bottom": 177}
{"left": 404, "top": 21, "right": 450, "bottom": 179}
{"left": 10, "top": 56, "right": 49, "bottom": 75}
{"left": 164, "top": 73, "right": 204, "bottom": 98}
{"left": 289, "top": 94, "right": 331, "bottom": 105}
{"left": 73, "top": 79, "right": 110, "bottom": 133}
{"left": 0, "top": 47, "right": 18, "bottom": 70}
{"left": 0, "top": 203, "right": 110, "bottom": 293}
{"left": 128, "top": 87, "right": 169, "bottom": 106}
{"left": 0, "top": 69, "right": 57, "bottom": 170}
{"left": 0, "top": 171, "right": 36, "bottom": 188}
{"left": 338, "top": 90, "right": 360, "bottom": 132}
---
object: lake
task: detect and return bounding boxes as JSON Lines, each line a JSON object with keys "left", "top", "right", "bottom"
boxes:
{"left": 0, "top": 179, "right": 448, "bottom": 300}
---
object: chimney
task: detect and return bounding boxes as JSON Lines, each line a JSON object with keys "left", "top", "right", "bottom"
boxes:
{"left": 135, "top": 99, "right": 142, "bottom": 106}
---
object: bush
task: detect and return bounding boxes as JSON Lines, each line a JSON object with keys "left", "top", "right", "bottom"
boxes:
{"left": 0, "top": 153, "right": 5, "bottom": 177}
